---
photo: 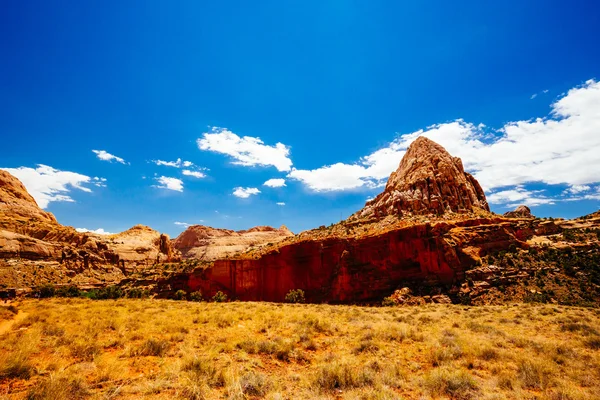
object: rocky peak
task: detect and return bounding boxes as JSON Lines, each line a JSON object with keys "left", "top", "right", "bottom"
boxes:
{"left": 0, "top": 170, "right": 58, "bottom": 225}
{"left": 352, "top": 136, "right": 489, "bottom": 220}
{"left": 504, "top": 205, "right": 534, "bottom": 219}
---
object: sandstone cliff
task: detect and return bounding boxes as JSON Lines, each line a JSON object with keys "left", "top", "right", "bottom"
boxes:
{"left": 173, "top": 224, "right": 293, "bottom": 260}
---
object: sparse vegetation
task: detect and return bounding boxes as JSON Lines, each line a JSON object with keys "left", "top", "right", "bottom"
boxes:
{"left": 211, "top": 291, "right": 227, "bottom": 303}
{"left": 285, "top": 288, "right": 306, "bottom": 303}
{"left": 0, "top": 299, "right": 599, "bottom": 399}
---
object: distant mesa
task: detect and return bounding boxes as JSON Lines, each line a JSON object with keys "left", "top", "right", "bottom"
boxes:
{"left": 352, "top": 136, "right": 489, "bottom": 221}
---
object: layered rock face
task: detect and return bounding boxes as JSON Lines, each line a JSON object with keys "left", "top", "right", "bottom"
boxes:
{"left": 173, "top": 225, "right": 293, "bottom": 261}
{"left": 352, "top": 137, "right": 489, "bottom": 221}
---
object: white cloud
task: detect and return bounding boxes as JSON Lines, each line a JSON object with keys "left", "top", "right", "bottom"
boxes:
{"left": 530, "top": 93, "right": 538, "bottom": 100}
{"left": 174, "top": 220, "right": 204, "bottom": 228}
{"left": 76, "top": 227, "right": 114, "bottom": 235}
{"left": 276, "top": 202, "right": 286, "bottom": 206}
{"left": 152, "top": 158, "right": 195, "bottom": 168}
{"left": 488, "top": 187, "right": 555, "bottom": 207}
{"left": 154, "top": 176, "right": 183, "bottom": 192}
{"left": 182, "top": 169, "right": 206, "bottom": 179}
{"left": 288, "top": 79, "right": 600, "bottom": 208}
{"left": 565, "top": 184, "right": 591, "bottom": 194}
{"left": 232, "top": 187, "right": 261, "bottom": 198}
{"left": 1, "top": 165, "right": 99, "bottom": 209}
{"left": 92, "top": 150, "right": 127, "bottom": 164}
{"left": 92, "top": 177, "right": 107, "bottom": 187}
{"left": 197, "top": 127, "right": 292, "bottom": 172}
{"left": 263, "top": 178, "right": 286, "bottom": 188}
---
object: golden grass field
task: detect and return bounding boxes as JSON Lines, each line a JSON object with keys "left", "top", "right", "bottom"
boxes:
{"left": 1, "top": 299, "right": 599, "bottom": 399}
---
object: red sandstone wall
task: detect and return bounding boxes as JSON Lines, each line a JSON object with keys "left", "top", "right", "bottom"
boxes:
{"left": 181, "top": 218, "right": 549, "bottom": 303}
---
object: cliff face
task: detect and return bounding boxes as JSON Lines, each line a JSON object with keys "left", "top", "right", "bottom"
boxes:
{"left": 172, "top": 224, "right": 293, "bottom": 261}
{"left": 173, "top": 217, "right": 556, "bottom": 302}
{"left": 352, "top": 137, "right": 489, "bottom": 221}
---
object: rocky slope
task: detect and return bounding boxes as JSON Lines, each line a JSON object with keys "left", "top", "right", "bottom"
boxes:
{"left": 173, "top": 225, "right": 293, "bottom": 261}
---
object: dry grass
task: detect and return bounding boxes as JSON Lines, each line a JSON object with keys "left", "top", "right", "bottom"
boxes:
{"left": 0, "top": 299, "right": 599, "bottom": 399}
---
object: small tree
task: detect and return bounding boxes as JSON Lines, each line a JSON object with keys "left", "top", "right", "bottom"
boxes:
{"left": 174, "top": 290, "right": 187, "bottom": 300}
{"left": 285, "top": 289, "right": 306, "bottom": 304}
{"left": 212, "top": 291, "right": 227, "bottom": 303}
{"left": 189, "top": 291, "right": 203, "bottom": 302}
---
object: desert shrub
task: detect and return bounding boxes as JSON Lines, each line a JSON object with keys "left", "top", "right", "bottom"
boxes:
{"left": 382, "top": 296, "right": 396, "bottom": 307}
{"left": 181, "top": 356, "right": 225, "bottom": 387}
{"left": 85, "top": 285, "right": 122, "bottom": 300}
{"left": 517, "top": 359, "right": 553, "bottom": 389}
{"left": 35, "top": 284, "right": 56, "bottom": 298}
{"left": 70, "top": 341, "right": 101, "bottom": 361}
{"left": 285, "top": 289, "right": 306, "bottom": 303}
{"left": 134, "top": 338, "right": 170, "bottom": 357}
{"left": 55, "top": 285, "right": 81, "bottom": 298}
{"left": 524, "top": 291, "right": 551, "bottom": 303}
{"left": 212, "top": 291, "right": 227, "bottom": 303}
{"left": 174, "top": 290, "right": 187, "bottom": 300}
{"left": 26, "top": 374, "right": 88, "bottom": 400}
{"left": 239, "top": 371, "right": 270, "bottom": 396}
{"left": 126, "top": 287, "right": 150, "bottom": 298}
{"left": 189, "top": 291, "right": 203, "bottom": 302}
{"left": 423, "top": 367, "right": 478, "bottom": 399}
{"left": 313, "top": 362, "right": 373, "bottom": 391}
{"left": 0, "top": 352, "right": 34, "bottom": 379}
{"left": 584, "top": 337, "right": 600, "bottom": 350}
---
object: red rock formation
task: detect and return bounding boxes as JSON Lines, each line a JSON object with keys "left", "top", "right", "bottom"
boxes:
{"left": 178, "top": 217, "right": 546, "bottom": 302}
{"left": 172, "top": 224, "right": 293, "bottom": 260}
{"left": 352, "top": 137, "right": 489, "bottom": 221}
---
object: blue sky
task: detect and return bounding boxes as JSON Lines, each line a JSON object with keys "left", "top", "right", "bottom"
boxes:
{"left": 1, "top": 1, "right": 599, "bottom": 237}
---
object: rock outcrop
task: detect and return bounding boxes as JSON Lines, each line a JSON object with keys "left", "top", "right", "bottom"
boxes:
{"left": 504, "top": 205, "right": 534, "bottom": 219}
{"left": 173, "top": 225, "right": 293, "bottom": 260}
{"left": 0, "top": 171, "right": 179, "bottom": 283}
{"left": 352, "top": 137, "right": 489, "bottom": 221}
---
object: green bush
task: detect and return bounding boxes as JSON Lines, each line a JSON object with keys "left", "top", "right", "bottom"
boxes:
{"left": 174, "top": 290, "right": 187, "bottom": 300}
{"left": 126, "top": 288, "right": 150, "bottom": 299}
{"left": 35, "top": 284, "right": 56, "bottom": 298}
{"left": 55, "top": 285, "right": 81, "bottom": 298}
{"left": 189, "top": 291, "right": 203, "bottom": 302}
{"left": 212, "top": 291, "right": 227, "bottom": 303}
{"left": 285, "top": 289, "right": 306, "bottom": 304}
{"left": 382, "top": 297, "right": 396, "bottom": 307}
{"left": 84, "top": 285, "right": 122, "bottom": 300}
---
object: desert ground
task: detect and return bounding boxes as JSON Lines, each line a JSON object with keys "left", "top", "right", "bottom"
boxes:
{"left": 1, "top": 299, "right": 599, "bottom": 399}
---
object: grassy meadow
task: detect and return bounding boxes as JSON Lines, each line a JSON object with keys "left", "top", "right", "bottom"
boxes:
{"left": 1, "top": 299, "right": 599, "bottom": 399}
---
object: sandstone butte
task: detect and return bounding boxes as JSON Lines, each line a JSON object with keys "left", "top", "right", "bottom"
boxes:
{"left": 1, "top": 137, "right": 599, "bottom": 304}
